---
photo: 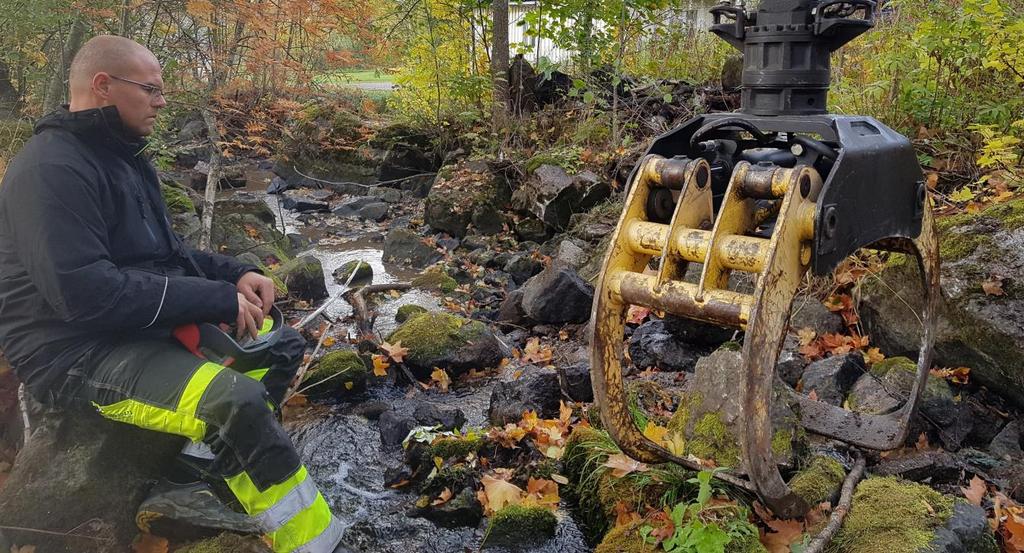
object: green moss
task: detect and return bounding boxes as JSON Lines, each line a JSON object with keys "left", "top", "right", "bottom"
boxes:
{"left": 336, "top": 260, "right": 372, "bottom": 283}
{"left": 771, "top": 429, "right": 794, "bottom": 459}
{"left": 385, "top": 312, "right": 489, "bottom": 368}
{"left": 727, "top": 531, "right": 769, "bottom": 553}
{"left": 173, "top": 533, "right": 270, "bottom": 553}
{"left": 981, "top": 198, "right": 1024, "bottom": 230}
{"left": 161, "top": 183, "right": 195, "bottom": 214}
{"left": 483, "top": 505, "right": 557, "bottom": 548}
{"left": 835, "top": 477, "right": 953, "bottom": 553}
{"left": 595, "top": 521, "right": 658, "bottom": 553}
{"left": 429, "top": 435, "right": 483, "bottom": 459}
{"left": 870, "top": 356, "right": 916, "bottom": 377}
{"left": 939, "top": 231, "right": 992, "bottom": 262}
{"left": 396, "top": 304, "right": 428, "bottom": 323}
{"left": 687, "top": 412, "right": 742, "bottom": 468}
{"left": 420, "top": 464, "right": 476, "bottom": 496}
{"left": 305, "top": 350, "right": 367, "bottom": 396}
{"left": 788, "top": 456, "right": 845, "bottom": 505}
{"left": 524, "top": 145, "right": 583, "bottom": 174}
{"left": 412, "top": 268, "right": 457, "bottom": 294}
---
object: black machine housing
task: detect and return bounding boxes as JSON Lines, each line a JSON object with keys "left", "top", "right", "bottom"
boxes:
{"left": 633, "top": 0, "right": 925, "bottom": 276}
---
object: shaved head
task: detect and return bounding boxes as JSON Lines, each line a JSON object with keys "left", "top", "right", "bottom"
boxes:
{"left": 68, "top": 35, "right": 166, "bottom": 137}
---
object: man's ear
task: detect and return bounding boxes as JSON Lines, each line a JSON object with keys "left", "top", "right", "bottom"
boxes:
{"left": 91, "top": 72, "right": 112, "bottom": 101}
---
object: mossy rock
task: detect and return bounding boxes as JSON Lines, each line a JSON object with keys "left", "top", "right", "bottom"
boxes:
{"left": 271, "top": 255, "right": 327, "bottom": 302}
{"left": 161, "top": 182, "right": 195, "bottom": 215}
{"left": 412, "top": 268, "right": 458, "bottom": 294}
{"left": 787, "top": 456, "right": 845, "bottom": 505}
{"left": 333, "top": 260, "right": 373, "bottom": 285}
{"left": 173, "top": 533, "right": 270, "bottom": 553}
{"left": 395, "top": 304, "right": 428, "bottom": 323}
{"left": 424, "top": 160, "right": 511, "bottom": 238}
{"left": 482, "top": 505, "right": 557, "bottom": 549}
{"left": 304, "top": 349, "right": 368, "bottom": 399}
{"left": 429, "top": 435, "right": 485, "bottom": 460}
{"left": 595, "top": 520, "right": 658, "bottom": 553}
{"left": 419, "top": 463, "right": 477, "bottom": 497}
{"left": 385, "top": 312, "right": 502, "bottom": 377}
{"left": 524, "top": 146, "right": 583, "bottom": 174}
{"left": 211, "top": 212, "right": 292, "bottom": 265}
{"left": 835, "top": 477, "right": 953, "bottom": 553}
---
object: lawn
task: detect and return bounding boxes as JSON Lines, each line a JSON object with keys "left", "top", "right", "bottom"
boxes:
{"left": 315, "top": 68, "right": 395, "bottom": 87}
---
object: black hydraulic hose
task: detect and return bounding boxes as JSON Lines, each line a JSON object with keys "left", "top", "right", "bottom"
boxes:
{"left": 689, "top": 118, "right": 776, "bottom": 149}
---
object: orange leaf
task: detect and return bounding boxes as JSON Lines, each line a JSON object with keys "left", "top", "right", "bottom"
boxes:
{"left": 982, "top": 277, "right": 1005, "bottom": 297}
{"left": 372, "top": 355, "right": 390, "bottom": 377}
{"left": 431, "top": 487, "right": 453, "bottom": 506}
{"left": 760, "top": 519, "right": 804, "bottom": 553}
{"left": 521, "top": 337, "right": 553, "bottom": 365}
{"left": 480, "top": 474, "right": 524, "bottom": 515}
{"left": 626, "top": 305, "right": 651, "bottom": 325}
{"left": 381, "top": 340, "right": 409, "bottom": 363}
{"left": 961, "top": 475, "right": 987, "bottom": 506}
{"left": 603, "top": 453, "right": 648, "bottom": 478}
{"left": 525, "top": 477, "right": 560, "bottom": 509}
{"left": 132, "top": 533, "right": 169, "bottom": 553}
{"left": 614, "top": 501, "right": 641, "bottom": 527}
{"left": 1004, "top": 516, "right": 1024, "bottom": 552}
{"left": 430, "top": 367, "right": 451, "bottom": 393}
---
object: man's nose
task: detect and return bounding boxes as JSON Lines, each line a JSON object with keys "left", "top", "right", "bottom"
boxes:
{"left": 153, "top": 93, "right": 167, "bottom": 108}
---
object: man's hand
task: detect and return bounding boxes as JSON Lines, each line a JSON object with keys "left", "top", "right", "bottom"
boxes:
{"left": 237, "top": 271, "right": 275, "bottom": 318}
{"left": 236, "top": 292, "right": 263, "bottom": 340}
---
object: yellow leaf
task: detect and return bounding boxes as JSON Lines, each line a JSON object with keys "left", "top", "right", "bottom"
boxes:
{"left": 322, "top": 336, "right": 336, "bottom": 348}
{"left": 381, "top": 340, "right": 409, "bottom": 363}
{"left": 665, "top": 431, "right": 686, "bottom": 456}
{"left": 344, "top": 381, "right": 354, "bottom": 390}
{"left": 961, "top": 475, "right": 986, "bottom": 506}
{"left": 430, "top": 367, "right": 451, "bottom": 392}
{"left": 480, "top": 474, "right": 524, "bottom": 515}
{"left": 642, "top": 421, "right": 669, "bottom": 445}
{"left": 863, "top": 347, "right": 885, "bottom": 365}
{"left": 524, "top": 477, "right": 560, "bottom": 509}
{"left": 372, "top": 355, "right": 390, "bottom": 377}
{"left": 796, "top": 327, "right": 817, "bottom": 347}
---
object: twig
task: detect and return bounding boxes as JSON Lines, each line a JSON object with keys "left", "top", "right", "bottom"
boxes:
{"left": 803, "top": 455, "right": 866, "bottom": 553}
{"left": 17, "top": 383, "right": 30, "bottom": 446}
{"left": 343, "top": 282, "right": 413, "bottom": 338}
{"left": 293, "top": 265, "right": 360, "bottom": 330}
{"left": 284, "top": 321, "right": 334, "bottom": 403}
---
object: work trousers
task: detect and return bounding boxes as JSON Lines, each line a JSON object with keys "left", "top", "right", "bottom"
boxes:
{"left": 60, "top": 323, "right": 342, "bottom": 553}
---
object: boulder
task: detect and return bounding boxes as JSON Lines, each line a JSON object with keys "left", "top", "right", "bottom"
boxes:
{"left": 482, "top": 505, "right": 557, "bottom": 549}
{"left": 332, "top": 196, "right": 378, "bottom": 218}
{"left": 271, "top": 255, "right": 327, "bottom": 302}
{"left": 303, "top": 350, "right": 368, "bottom": 399}
{"left": 408, "top": 487, "right": 483, "bottom": 529}
{"left": 470, "top": 203, "right": 506, "bottom": 235}
{"left": 627, "top": 317, "right": 731, "bottom": 372}
{"left": 487, "top": 367, "right": 562, "bottom": 426}
{"left": 378, "top": 402, "right": 467, "bottom": 450}
{"left": 333, "top": 260, "right": 373, "bottom": 285}
{"left": 520, "top": 262, "right": 594, "bottom": 324}
{"left": 790, "top": 299, "right": 845, "bottom": 335}
{"left": 514, "top": 217, "right": 549, "bottom": 243}
{"left": 554, "top": 240, "right": 587, "bottom": 268}
{"left": 800, "top": 353, "right": 865, "bottom": 406}
{"left": 266, "top": 175, "right": 291, "bottom": 195}
{"left": 557, "top": 362, "right": 593, "bottom": 403}
{"left": 368, "top": 185, "right": 402, "bottom": 203}
{"left": 503, "top": 253, "right": 544, "bottom": 286}
{"left": 412, "top": 402, "right": 467, "bottom": 432}
{"left": 385, "top": 312, "right": 503, "bottom": 378}
{"left": 988, "top": 419, "right": 1023, "bottom": 460}
{"left": 395, "top": 304, "right": 428, "bottom": 323}
{"left": 0, "top": 411, "right": 183, "bottom": 552}
{"left": 411, "top": 269, "right": 458, "bottom": 294}
{"left": 383, "top": 228, "right": 443, "bottom": 269}
{"left": 280, "top": 190, "right": 331, "bottom": 213}
{"left": 861, "top": 200, "right": 1024, "bottom": 408}
{"left": 424, "top": 161, "right": 511, "bottom": 238}
{"left": 511, "top": 165, "right": 611, "bottom": 231}
{"left": 376, "top": 142, "right": 435, "bottom": 183}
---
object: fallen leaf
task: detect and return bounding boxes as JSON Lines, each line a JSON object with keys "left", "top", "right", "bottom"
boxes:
{"left": 521, "top": 337, "right": 553, "bottom": 365}
{"left": 915, "top": 432, "right": 930, "bottom": 450}
{"left": 479, "top": 474, "right": 524, "bottom": 515}
{"left": 550, "top": 473, "right": 569, "bottom": 485}
{"left": 430, "top": 367, "right": 451, "bottom": 392}
{"left": 559, "top": 401, "right": 573, "bottom": 425}
{"left": 864, "top": 347, "right": 885, "bottom": 365}
{"left": 372, "top": 355, "right": 390, "bottom": 377}
{"left": 525, "top": 477, "right": 560, "bottom": 509}
{"left": 797, "top": 327, "right": 817, "bottom": 346}
{"left": 759, "top": 518, "right": 804, "bottom": 553}
{"left": 322, "top": 336, "right": 336, "bottom": 348}
{"left": 961, "top": 475, "right": 986, "bottom": 506}
{"left": 603, "top": 453, "right": 648, "bottom": 478}
{"left": 431, "top": 487, "right": 453, "bottom": 506}
{"left": 807, "top": 389, "right": 819, "bottom": 402}
{"left": 131, "top": 533, "right": 168, "bottom": 553}
{"left": 626, "top": 305, "right": 651, "bottom": 325}
{"left": 1004, "top": 515, "right": 1024, "bottom": 551}
{"left": 642, "top": 421, "right": 669, "bottom": 445}
{"left": 614, "top": 501, "right": 641, "bottom": 527}
{"left": 381, "top": 340, "right": 410, "bottom": 363}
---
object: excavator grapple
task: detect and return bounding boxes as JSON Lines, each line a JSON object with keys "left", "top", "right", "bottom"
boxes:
{"left": 589, "top": 0, "right": 939, "bottom": 518}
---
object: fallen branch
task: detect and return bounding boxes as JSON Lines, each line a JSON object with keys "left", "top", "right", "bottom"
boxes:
{"left": 293, "top": 167, "right": 436, "bottom": 190}
{"left": 284, "top": 321, "right": 333, "bottom": 403}
{"left": 292, "top": 266, "right": 361, "bottom": 330}
{"left": 803, "top": 455, "right": 866, "bottom": 553}
{"left": 343, "top": 282, "right": 412, "bottom": 339}
{"left": 17, "top": 383, "right": 30, "bottom": 446}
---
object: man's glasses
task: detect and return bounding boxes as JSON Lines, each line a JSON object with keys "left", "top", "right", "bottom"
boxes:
{"left": 110, "top": 75, "right": 165, "bottom": 100}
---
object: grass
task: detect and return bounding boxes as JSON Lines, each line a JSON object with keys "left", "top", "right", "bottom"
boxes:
{"left": 315, "top": 68, "right": 395, "bottom": 87}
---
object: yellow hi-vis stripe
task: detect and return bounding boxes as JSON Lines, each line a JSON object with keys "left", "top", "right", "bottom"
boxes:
{"left": 259, "top": 316, "right": 274, "bottom": 335}
{"left": 225, "top": 466, "right": 337, "bottom": 552}
{"left": 93, "top": 361, "right": 223, "bottom": 442}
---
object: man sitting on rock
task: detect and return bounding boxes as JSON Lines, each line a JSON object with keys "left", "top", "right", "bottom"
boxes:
{"left": 0, "top": 35, "right": 343, "bottom": 552}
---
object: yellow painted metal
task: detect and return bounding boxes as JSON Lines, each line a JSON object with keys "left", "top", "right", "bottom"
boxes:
{"left": 616, "top": 272, "right": 753, "bottom": 329}
{"left": 698, "top": 162, "right": 760, "bottom": 292}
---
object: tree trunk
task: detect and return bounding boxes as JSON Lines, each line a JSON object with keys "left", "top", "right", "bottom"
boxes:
{"left": 42, "top": 17, "right": 88, "bottom": 114}
{"left": 119, "top": 0, "right": 131, "bottom": 36}
{"left": 490, "top": 0, "right": 509, "bottom": 132}
{"left": 197, "top": 108, "right": 223, "bottom": 252}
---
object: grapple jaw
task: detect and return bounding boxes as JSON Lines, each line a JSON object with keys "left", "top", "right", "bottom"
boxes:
{"left": 589, "top": 120, "right": 939, "bottom": 518}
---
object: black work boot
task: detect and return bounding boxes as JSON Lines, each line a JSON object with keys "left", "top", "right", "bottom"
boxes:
{"left": 136, "top": 480, "right": 261, "bottom": 540}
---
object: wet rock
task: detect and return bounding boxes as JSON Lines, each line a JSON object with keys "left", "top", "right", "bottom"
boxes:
{"left": 872, "top": 450, "right": 965, "bottom": 484}
{"left": 413, "top": 402, "right": 467, "bottom": 431}
{"left": 271, "top": 255, "right": 328, "bottom": 302}
{"left": 482, "top": 505, "right": 557, "bottom": 549}
{"left": 628, "top": 319, "right": 701, "bottom": 372}
{"left": 776, "top": 336, "right": 809, "bottom": 388}
{"left": 402, "top": 174, "right": 436, "bottom": 198}
{"left": 412, "top": 268, "right": 458, "bottom": 294}
{"left": 514, "top": 217, "right": 549, "bottom": 243}
{"left": 383, "top": 228, "right": 443, "bottom": 269}
{"left": 333, "top": 196, "right": 378, "bottom": 218}
{"left": 386, "top": 312, "right": 503, "bottom": 377}
{"left": 0, "top": 410, "right": 182, "bottom": 552}
{"left": 217, "top": 192, "right": 277, "bottom": 225}
{"left": 497, "top": 289, "right": 530, "bottom": 326}
{"left": 860, "top": 200, "right": 1024, "bottom": 409}
{"left": 927, "top": 502, "right": 994, "bottom": 553}
{"left": 424, "top": 161, "right": 511, "bottom": 238}
{"left": 801, "top": 353, "right": 865, "bottom": 406}
{"left": 504, "top": 253, "right": 544, "bottom": 286}
{"left": 358, "top": 202, "right": 390, "bottom": 222}
{"left": 333, "top": 260, "right": 373, "bottom": 285}
{"left": 396, "top": 304, "right": 428, "bottom": 323}
{"left": 520, "top": 262, "right": 594, "bottom": 324}
{"left": 436, "top": 237, "right": 460, "bottom": 252}
{"left": 557, "top": 362, "right": 593, "bottom": 403}
{"left": 409, "top": 487, "right": 483, "bottom": 529}
{"left": 303, "top": 350, "right": 368, "bottom": 399}
{"left": 511, "top": 166, "right": 611, "bottom": 231}
{"left": 281, "top": 190, "right": 330, "bottom": 213}
{"left": 488, "top": 367, "right": 562, "bottom": 426}
{"left": 266, "top": 175, "right": 290, "bottom": 194}
{"left": 379, "top": 410, "right": 418, "bottom": 450}
{"left": 376, "top": 142, "right": 435, "bottom": 183}
{"left": 471, "top": 203, "right": 506, "bottom": 235}
{"left": 988, "top": 420, "right": 1023, "bottom": 459}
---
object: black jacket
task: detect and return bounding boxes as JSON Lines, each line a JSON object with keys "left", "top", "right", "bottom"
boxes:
{"left": 0, "top": 106, "right": 256, "bottom": 398}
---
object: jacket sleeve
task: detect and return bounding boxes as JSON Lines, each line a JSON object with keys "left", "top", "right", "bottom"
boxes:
{"left": 182, "top": 243, "right": 260, "bottom": 285}
{"left": 6, "top": 161, "right": 239, "bottom": 330}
